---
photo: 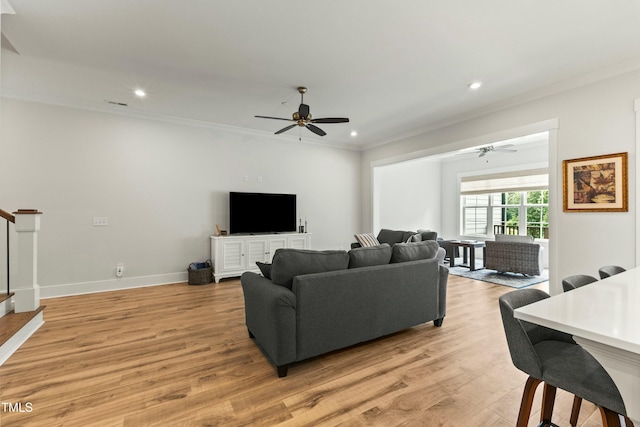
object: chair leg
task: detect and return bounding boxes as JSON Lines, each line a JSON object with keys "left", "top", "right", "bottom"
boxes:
{"left": 540, "top": 383, "right": 557, "bottom": 426}
{"left": 516, "top": 376, "right": 542, "bottom": 427}
{"left": 569, "top": 395, "right": 582, "bottom": 427}
{"left": 598, "top": 407, "right": 622, "bottom": 427}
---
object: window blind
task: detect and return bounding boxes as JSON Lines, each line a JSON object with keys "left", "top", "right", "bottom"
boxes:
{"left": 460, "top": 168, "right": 548, "bottom": 195}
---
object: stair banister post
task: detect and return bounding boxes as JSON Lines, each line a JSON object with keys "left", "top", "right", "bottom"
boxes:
{"left": 12, "top": 210, "right": 42, "bottom": 313}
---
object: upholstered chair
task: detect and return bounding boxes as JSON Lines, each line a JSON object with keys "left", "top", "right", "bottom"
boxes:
{"left": 485, "top": 234, "right": 543, "bottom": 276}
{"left": 561, "top": 274, "right": 598, "bottom": 292}
{"left": 499, "top": 289, "right": 628, "bottom": 427}
{"left": 599, "top": 265, "right": 626, "bottom": 280}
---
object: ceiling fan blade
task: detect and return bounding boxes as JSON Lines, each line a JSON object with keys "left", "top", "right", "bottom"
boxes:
{"left": 498, "top": 144, "right": 515, "bottom": 148}
{"left": 275, "top": 124, "right": 297, "bottom": 135}
{"left": 310, "top": 117, "right": 350, "bottom": 124}
{"left": 298, "top": 103, "right": 310, "bottom": 119}
{"left": 255, "top": 115, "right": 293, "bottom": 121}
{"left": 479, "top": 152, "right": 487, "bottom": 157}
{"left": 495, "top": 148, "right": 518, "bottom": 153}
{"left": 306, "top": 124, "right": 326, "bottom": 136}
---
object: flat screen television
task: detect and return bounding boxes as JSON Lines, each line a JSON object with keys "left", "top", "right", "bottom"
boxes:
{"left": 229, "top": 192, "right": 297, "bottom": 234}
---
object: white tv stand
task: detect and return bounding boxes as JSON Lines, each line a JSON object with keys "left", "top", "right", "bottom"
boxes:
{"left": 210, "top": 233, "right": 311, "bottom": 283}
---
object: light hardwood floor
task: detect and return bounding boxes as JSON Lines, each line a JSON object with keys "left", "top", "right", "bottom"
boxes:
{"left": 0, "top": 275, "right": 608, "bottom": 426}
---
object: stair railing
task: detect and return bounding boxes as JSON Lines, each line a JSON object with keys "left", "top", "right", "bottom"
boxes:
{"left": 0, "top": 209, "right": 15, "bottom": 295}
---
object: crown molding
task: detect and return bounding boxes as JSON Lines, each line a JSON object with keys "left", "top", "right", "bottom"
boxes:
{"left": 1, "top": 0, "right": 15, "bottom": 15}
{"left": 1, "top": 92, "right": 362, "bottom": 151}
{"left": 361, "top": 56, "right": 640, "bottom": 151}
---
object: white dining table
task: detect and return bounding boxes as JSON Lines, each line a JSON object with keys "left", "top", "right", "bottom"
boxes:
{"left": 514, "top": 268, "right": 640, "bottom": 424}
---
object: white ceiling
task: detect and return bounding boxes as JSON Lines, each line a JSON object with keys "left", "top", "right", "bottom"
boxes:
{"left": 2, "top": 1, "right": 640, "bottom": 149}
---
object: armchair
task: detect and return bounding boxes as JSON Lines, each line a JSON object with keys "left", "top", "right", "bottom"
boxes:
{"left": 485, "top": 234, "right": 543, "bottom": 276}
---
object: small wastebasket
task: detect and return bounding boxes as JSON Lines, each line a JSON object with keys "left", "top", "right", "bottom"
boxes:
{"left": 188, "top": 260, "right": 213, "bottom": 285}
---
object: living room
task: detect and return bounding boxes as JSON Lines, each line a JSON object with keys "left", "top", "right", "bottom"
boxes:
{"left": 2, "top": 1, "right": 640, "bottom": 426}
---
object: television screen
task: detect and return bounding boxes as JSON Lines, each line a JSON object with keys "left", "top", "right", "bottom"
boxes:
{"left": 229, "top": 192, "right": 297, "bottom": 234}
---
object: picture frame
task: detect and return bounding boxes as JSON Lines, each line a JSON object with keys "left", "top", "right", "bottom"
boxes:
{"left": 563, "top": 152, "right": 628, "bottom": 212}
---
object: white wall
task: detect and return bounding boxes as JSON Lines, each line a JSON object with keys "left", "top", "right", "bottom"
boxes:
{"left": 362, "top": 68, "right": 639, "bottom": 294}
{"left": 0, "top": 99, "right": 361, "bottom": 297}
{"left": 373, "top": 157, "right": 441, "bottom": 233}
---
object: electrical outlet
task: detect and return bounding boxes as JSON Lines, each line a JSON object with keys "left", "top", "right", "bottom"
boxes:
{"left": 93, "top": 217, "right": 108, "bottom": 226}
{"left": 116, "top": 263, "right": 124, "bottom": 277}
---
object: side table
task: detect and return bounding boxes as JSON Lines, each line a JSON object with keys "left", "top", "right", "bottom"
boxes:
{"left": 448, "top": 241, "right": 486, "bottom": 271}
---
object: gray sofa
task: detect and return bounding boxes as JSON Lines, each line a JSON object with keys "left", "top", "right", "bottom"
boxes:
{"left": 351, "top": 228, "right": 438, "bottom": 249}
{"left": 241, "top": 241, "right": 449, "bottom": 377}
{"left": 485, "top": 234, "right": 544, "bottom": 276}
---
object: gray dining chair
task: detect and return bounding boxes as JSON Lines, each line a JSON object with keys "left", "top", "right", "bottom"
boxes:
{"left": 499, "top": 289, "right": 628, "bottom": 427}
{"left": 561, "top": 274, "right": 598, "bottom": 292}
{"left": 560, "top": 274, "right": 604, "bottom": 425}
{"left": 599, "top": 265, "right": 626, "bottom": 279}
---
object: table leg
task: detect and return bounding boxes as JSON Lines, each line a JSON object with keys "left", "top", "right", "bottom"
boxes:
{"left": 469, "top": 246, "right": 476, "bottom": 270}
{"left": 463, "top": 247, "right": 468, "bottom": 264}
{"left": 448, "top": 245, "right": 456, "bottom": 267}
{"left": 482, "top": 246, "right": 486, "bottom": 268}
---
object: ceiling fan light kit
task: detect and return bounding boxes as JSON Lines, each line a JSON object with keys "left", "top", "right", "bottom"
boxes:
{"left": 255, "top": 86, "right": 349, "bottom": 138}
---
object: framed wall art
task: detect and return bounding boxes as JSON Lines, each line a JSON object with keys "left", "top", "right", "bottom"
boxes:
{"left": 563, "top": 152, "right": 628, "bottom": 212}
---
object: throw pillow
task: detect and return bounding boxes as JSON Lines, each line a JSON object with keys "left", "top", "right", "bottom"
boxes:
{"left": 377, "top": 229, "right": 407, "bottom": 245}
{"left": 410, "top": 234, "right": 422, "bottom": 242}
{"left": 270, "top": 249, "right": 349, "bottom": 289}
{"left": 354, "top": 232, "right": 380, "bottom": 247}
{"left": 390, "top": 240, "right": 441, "bottom": 263}
{"left": 348, "top": 243, "right": 392, "bottom": 268}
{"left": 417, "top": 230, "right": 438, "bottom": 241}
{"left": 256, "top": 262, "right": 272, "bottom": 279}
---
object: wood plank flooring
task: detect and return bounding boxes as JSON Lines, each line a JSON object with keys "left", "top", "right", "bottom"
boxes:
{"left": 0, "top": 275, "right": 608, "bottom": 426}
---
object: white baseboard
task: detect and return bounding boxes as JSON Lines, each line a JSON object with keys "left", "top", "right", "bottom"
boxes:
{"left": 39, "top": 272, "right": 189, "bottom": 299}
{"left": 0, "top": 311, "right": 44, "bottom": 366}
{"left": 1, "top": 297, "right": 13, "bottom": 318}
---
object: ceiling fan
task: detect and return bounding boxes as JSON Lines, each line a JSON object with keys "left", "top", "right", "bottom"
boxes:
{"left": 255, "top": 87, "right": 349, "bottom": 137}
{"left": 458, "top": 144, "right": 518, "bottom": 157}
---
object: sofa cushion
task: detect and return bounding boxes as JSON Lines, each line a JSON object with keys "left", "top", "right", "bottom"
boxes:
{"left": 348, "top": 243, "right": 392, "bottom": 268}
{"left": 354, "top": 232, "right": 380, "bottom": 247}
{"left": 377, "top": 229, "right": 409, "bottom": 245}
{"left": 256, "top": 262, "right": 272, "bottom": 279}
{"left": 391, "top": 240, "right": 441, "bottom": 263}
{"left": 270, "top": 249, "right": 349, "bottom": 289}
{"left": 495, "top": 234, "right": 534, "bottom": 243}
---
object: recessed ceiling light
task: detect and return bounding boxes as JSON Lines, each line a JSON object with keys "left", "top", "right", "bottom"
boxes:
{"left": 134, "top": 89, "right": 146, "bottom": 97}
{"left": 350, "top": 131, "right": 358, "bottom": 137}
{"left": 468, "top": 81, "right": 482, "bottom": 90}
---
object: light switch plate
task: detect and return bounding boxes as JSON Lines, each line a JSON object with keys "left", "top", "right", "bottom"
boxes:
{"left": 93, "top": 217, "right": 108, "bottom": 226}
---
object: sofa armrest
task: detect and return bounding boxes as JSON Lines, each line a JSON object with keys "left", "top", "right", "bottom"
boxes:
{"left": 438, "top": 265, "right": 449, "bottom": 319}
{"left": 241, "top": 272, "right": 297, "bottom": 366}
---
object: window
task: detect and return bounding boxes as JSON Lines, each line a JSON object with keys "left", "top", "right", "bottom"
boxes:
{"left": 460, "top": 169, "right": 549, "bottom": 239}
